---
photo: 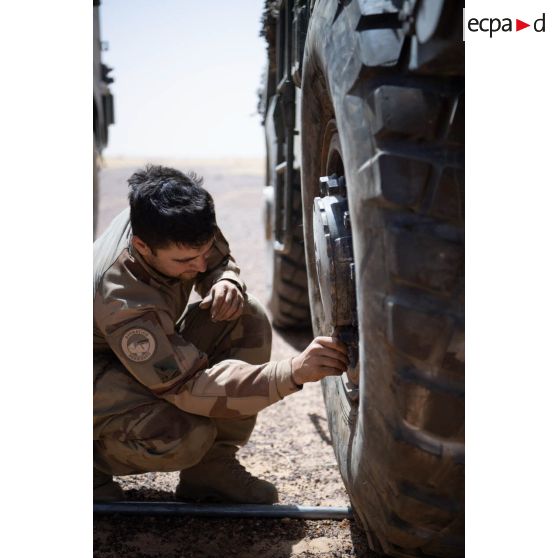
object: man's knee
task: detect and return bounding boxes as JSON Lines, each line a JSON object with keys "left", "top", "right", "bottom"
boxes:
{"left": 94, "top": 406, "right": 217, "bottom": 475}
{"left": 232, "top": 293, "right": 272, "bottom": 363}
{"left": 243, "top": 294, "right": 268, "bottom": 322}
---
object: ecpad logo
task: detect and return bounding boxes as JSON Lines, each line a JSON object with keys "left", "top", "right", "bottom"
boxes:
{"left": 467, "top": 13, "right": 546, "bottom": 38}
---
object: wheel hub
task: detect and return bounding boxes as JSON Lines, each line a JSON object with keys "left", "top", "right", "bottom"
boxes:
{"left": 312, "top": 175, "right": 358, "bottom": 367}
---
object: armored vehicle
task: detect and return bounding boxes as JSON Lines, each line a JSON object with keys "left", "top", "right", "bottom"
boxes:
{"left": 261, "top": 1, "right": 464, "bottom": 556}
{"left": 93, "top": 0, "right": 115, "bottom": 236}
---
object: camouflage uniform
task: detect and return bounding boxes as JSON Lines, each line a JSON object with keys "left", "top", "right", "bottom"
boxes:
{"left": 93, "top": 209, "right": 300, "bottom": 476}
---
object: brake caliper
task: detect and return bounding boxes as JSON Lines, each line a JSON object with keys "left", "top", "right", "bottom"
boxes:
{"left": 313, "top": 175, "right": 359, "bottom": 377}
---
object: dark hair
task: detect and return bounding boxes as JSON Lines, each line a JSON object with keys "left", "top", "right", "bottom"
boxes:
{"left": 128, "top": 165, "right": 216, "bottom": 251}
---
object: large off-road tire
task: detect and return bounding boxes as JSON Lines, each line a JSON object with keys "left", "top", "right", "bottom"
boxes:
{"left": 300, "top": 1, "right": 464, "bottom": 556}
{"left": 262, "top": 84, "right": 311, "bottom": 329}
{"left": 264, "top": 182, "right": 311, "bottom": 329}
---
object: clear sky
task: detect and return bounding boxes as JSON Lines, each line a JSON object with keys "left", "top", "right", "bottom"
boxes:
{"left": 100, "top": 0, "right": 267, "bottom": 159}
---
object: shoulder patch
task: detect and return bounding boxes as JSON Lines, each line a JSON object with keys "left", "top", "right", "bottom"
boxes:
{"left": 121, "top": 328, "right": 157, "bottom": 362}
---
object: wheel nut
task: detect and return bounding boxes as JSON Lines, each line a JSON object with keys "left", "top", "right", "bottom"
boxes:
{"left": 319, "top": 176, "right": 330, "bottom": 196}
{"left": 319, "top": 175, "right": 346, "bottom": 197}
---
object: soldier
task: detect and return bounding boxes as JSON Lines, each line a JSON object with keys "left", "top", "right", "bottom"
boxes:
{"left": 93, "top": 165, "right": 348, "bottom": 504}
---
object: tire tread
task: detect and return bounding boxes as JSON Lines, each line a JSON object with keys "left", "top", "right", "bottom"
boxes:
{"left": 317, "top": 3, "right": 465, "bottom": 556}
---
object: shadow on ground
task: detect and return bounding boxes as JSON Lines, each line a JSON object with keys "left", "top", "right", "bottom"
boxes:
{"left": 94, "top": 513, "right": 380, "bottom": 558}
{"left": 94, "top": 514, "right": 308, "bottom": 558}
{"left": 348, "top": 515, "right": 382, "bottom": 558}
{"left": 308, "top": 413, "right": 332, "bottom": 446}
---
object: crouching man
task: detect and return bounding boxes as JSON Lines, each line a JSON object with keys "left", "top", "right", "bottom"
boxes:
{"left": 93, "top": 165, "right": 348, "bottom": 504}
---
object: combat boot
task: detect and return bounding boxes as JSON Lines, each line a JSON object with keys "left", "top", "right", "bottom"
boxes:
{"left": 94, "top": 468, "right": 124, "bottom": 502}
{"left": 175, "top": 445, "right": 278, "bottom": 504}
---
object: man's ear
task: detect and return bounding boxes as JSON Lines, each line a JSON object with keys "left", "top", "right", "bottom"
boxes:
{"left": 132, "top": 235, "right": 152, "bottom": 258}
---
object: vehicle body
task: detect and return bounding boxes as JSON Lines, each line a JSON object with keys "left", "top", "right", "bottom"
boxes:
{"left": 261, "top": 1, "right": 464, "bottom": 556}
{"left": 93, "top": 0, "right": 115, "bottom": 236}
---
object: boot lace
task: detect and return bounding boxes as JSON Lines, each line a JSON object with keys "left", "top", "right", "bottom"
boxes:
{"left": 223, "top": 457, "right": 261, "bottom": 487}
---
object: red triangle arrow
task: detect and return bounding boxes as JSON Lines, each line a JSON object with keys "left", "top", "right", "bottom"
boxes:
{"left": 516, "top": 19, "right": 530, "bottom": 31}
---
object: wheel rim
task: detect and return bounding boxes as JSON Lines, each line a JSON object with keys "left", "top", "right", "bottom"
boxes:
{"left": 310, "top": 120, "right": 360, "bottom": 390}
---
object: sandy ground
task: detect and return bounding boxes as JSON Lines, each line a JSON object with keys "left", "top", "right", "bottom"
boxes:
{"left": 93, "top": 157, "right": 375, "bottom": 557}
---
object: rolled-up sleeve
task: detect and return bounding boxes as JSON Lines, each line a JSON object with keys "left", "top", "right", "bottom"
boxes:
{"left": 94, "top": 259, "right": 300, "bottom": 419}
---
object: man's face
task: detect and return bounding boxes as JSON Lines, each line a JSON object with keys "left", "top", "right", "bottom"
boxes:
{"left": 132, "top": 236, "right": 214, "bottom": 280}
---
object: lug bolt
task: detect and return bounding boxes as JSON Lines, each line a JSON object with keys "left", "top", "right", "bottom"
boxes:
{"left": 328, "top": 175, "right": 345, "bottom": 196}
{"left": 319, "top": 176, "right": 330, "bottom": 196}
{"left": 318, "top": 174, "right": 346, "bottom": 197}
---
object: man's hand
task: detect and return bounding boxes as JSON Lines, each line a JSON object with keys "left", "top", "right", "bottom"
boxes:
{"left": 291, "top": 336, "right": 349, "bottom": 385}
{"left": 199, "top": 281, "right": 245, "bottom": 322}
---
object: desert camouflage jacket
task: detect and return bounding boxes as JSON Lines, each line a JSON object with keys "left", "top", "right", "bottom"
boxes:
{"left": 93, "top": 209, "right": 298, "bottom": 423}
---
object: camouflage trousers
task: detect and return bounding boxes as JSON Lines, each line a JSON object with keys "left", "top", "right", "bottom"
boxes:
{"left": 93, "top": 293, "right": 272, "bottom": 476}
